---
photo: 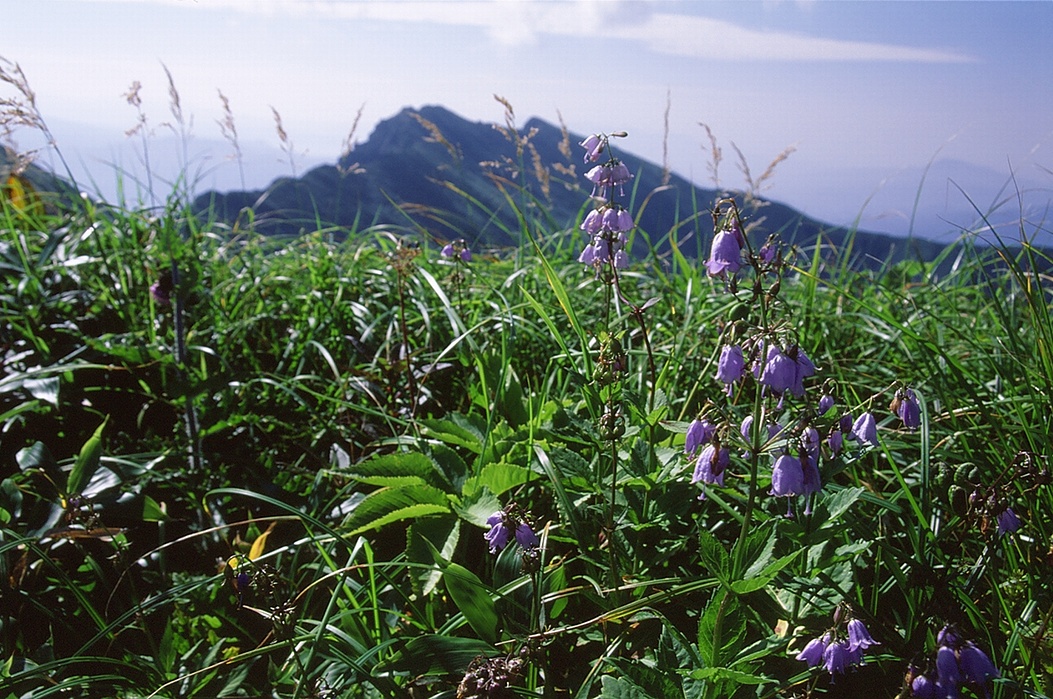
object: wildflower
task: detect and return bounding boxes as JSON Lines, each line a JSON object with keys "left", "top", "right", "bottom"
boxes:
{"left": 958, "top": 642, "right": 999, "bottom": 687}
{"left": 818, "top": 393, "right": 835, "bottom": 416}
{"left": 850, "top": 412, "right": 878, "bottom": 448}
{"left": 685, "top": 418, "right": 716, "bottom": 456}
{"left": 580, "top": 133, "right": 604, "bottom": 162}
{"left": 995, "top": 507, "right": 1021, "bottom": 536}
{"left": 795, "top": 632, "right": 830, "bottom": 668}
{"left": 759, "top": 346, "right": 797, "bottom": 396}
{"left": 911, "top": 674, "right": 937, "bottom": 699}
{"left": 770, "top": 452, "right": 804, "bottom": 498}
{"left": 822, "top": 640, "right": 850, "bottom": 675}
{"left": 846, "top": 619, "right": 879, "bottom": 652}
{"left": 705, "top": 223, "right": 744, "bottom": 278}
{"left": 485, "top": 510, "right": 538, "bottom": 554}
{"left": 692, "top": 443, "right": 729, "bottom": 498}
{"left": 789, "top": 346, "right": 816, "bottom": 398}
{"left": 715, "top": 344, "right": 745, "bottom": 393}
{"left": 441, "top": 239, "right": 472, "bottom": 262}
{"left": 828, "top": 428, "right": 844, "bottom": 456}
{"left": 893, "top": 387, "right": 921, "bottom": 430}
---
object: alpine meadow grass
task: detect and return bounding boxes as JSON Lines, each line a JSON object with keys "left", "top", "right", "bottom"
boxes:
{"left": 0, "top": 63, "right": 1050, "bottom": 699}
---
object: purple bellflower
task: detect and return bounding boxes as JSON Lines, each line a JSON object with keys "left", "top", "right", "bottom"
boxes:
{"left": 847, "top": 619, "right": 879, "bottom": 652}
{"left": 996, "top": 507, "right": 1022, "bottom": 536}
{"left": 705, "top": 223, "right": 744, "bottom": 278}
{"left": 795, "top": 633, "right": 831, "bottom": 668}
{"left": 685, "top": 418, "right": 716, "bottom": 456}
{"left": 850, "top": 412, "right": 879, "bottom": 448}
{"left": 485, "top": 510, "right": 539, "bottom": 554}
{"left": 692, "top": 443, "right": 729, "bottom": 499}
{"left": 715, "top": 344, "right": 746, "bottom": 394}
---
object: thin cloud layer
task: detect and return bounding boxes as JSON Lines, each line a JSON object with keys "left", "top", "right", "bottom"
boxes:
{"left": 89, "top": 0, "right": 976, "bottom": 63}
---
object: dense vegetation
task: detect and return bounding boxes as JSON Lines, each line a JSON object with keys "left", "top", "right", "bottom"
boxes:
{"left": 0, "top": 70, "right": 1050, "bottom": 698}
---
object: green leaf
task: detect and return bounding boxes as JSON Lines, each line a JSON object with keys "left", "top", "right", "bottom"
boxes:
{"left": 443, "top": 560, "right": 499, "bottom": 644}
{"left": 421, "top": 414, "right": 485, "bottom": 454}
{"left": 383, "top": 635, "right": 495, "bottom": 675}
{"left": 462, "top": 461, "right": 533, "bottom": 498}
{"left": 452, "top": 485, "right": 501, "bottom": 527}
{"left": 697, "top": 589, "right": 745, "bottom": 668}
{"left": 599, "top": 675, "right": 658, "bottom": 698}
{"left": 818, "top": 486, "right": 865, "bottom": 524}
{"left": 407, "top": 516, "right": 460, "bottom": 596}
{"left": 16, "top": 441, "right": 62, "bottom": 491}
{"left": 686, "top": 666, "right": 769, "bottom": 685}
{"left": 341, "top": 484, "right": 451, "bottom": 536}
{"left": 24, "top": 376, "right": 59, "bottom": 406}
{"left": 67, "top": 416, "right": 109, "bottom": 496}
{"left": 698, "top": 529, "right": 730, "bottom": 584}
{"left": 350, "top": 452, "right": 442, "bottom": 485}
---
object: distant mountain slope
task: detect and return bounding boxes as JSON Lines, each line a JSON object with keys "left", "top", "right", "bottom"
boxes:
{"left": 194, "top": 105, "right": 948, "bottom": 266}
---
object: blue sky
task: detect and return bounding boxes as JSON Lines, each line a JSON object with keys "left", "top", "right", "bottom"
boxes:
{"left": 3, "top": 0, "right": 1051, "bottom": 240}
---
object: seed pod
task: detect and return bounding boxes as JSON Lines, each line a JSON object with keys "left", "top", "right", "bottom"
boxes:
{"left": 953, "top": 463, "right": 974, "bottom": 487}
{"left": 949, "top": 485, "right": 969, "bottom": 518}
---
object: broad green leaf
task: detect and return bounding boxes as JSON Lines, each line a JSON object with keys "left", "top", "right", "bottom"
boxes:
{"left": 407, "top": 516, "right": 460, "bottom": 596}
{"left": 462, "top": 461, "right": 532, "bottom": 498}
{"left": 452, "top": 485, "right": 501, "bottom": 527}
{"left": 420, "top": 415, "right": 484, "bottom": 453}
{"left": 383, "top": 635, "right": 495, "bottom": 675}
{"left": 67, "top": 416, "right": 109, "bottom": 496}
{"left": 599, "top": 676, "right": 657, "bottom": 698}
{"left": 819, "top": 486, "right": 864, "bottom": 524}
{"left": 341, "top": 484, "right": 451, "bottom": 536}
{"left": 442, "top": 559, "right": 499, "bottom": 644}
{"left": 350, "top": 452, "right": 441, "bottom": 484}
{"left": 697, "top": 589, "right": 745, "bottom": 668}
{"left": 687, "top": 666, "right": 769, "bottom": 685}
{"left": 16, "top": 442, "right": 62, "bottom": 491}
{"left": 24, "top": 376, "right": 59, "bottom": 406}
{"left": 140, "top": 494, "right": 167, "bottom": 522}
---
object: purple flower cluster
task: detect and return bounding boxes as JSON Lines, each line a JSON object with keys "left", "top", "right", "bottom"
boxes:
{"left": 440, "top": 239, "right": 472, "bottom": 262}
{"left": 485, "top": 509, "right": 540, "bottom": 554}
{"left": 578, "top": 133, "right": 634, "bottom": 270}
{"left": 578, "top": 205, "right": 632, "bottom": 269}
{"left": 757, "top": 343, "right": 816, "bottom": 405}
{"left": 910, "top": 627, "right": 999, "bottom": 699}
{"left": 685, "top": 417, "right": 726, "bottom": 499}
{"left": 796, "top": 617, "right": 880, "bottom": 677}
{"left": 891, "top": 386, "right": 922, "bottom": 431}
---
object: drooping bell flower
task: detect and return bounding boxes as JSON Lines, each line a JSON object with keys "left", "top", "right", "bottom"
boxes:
{"left": 911, "top": 674, "right": 937, "bottom": 699}
{"left": 514, "top": 522, "right": 540, "bottom": 549}
{"left": 790, "top": 346, "right": 817, "bottom": 397}
{"left": 935, "top": 645, "right": 961, "bottom": 692}
{"left": 770, "top": 452, "right": 804, "bottom": 498}
{"left": 685, "top": 418, "right": 716, "bottom": 456}
{"left": 484, "top": 512, "right": 512, "bottom": 553}
{"left": 893, "top": 387, "right": 921, "bottom": 430}
{"left": 958, "top": 642, "right": 999, "bottom": 686}
{"left": 580, "top": 134, "right": 604, "bottom": 162}
{"left": 850, "top": 412, "right": 879, "bottom": 448}
{"left": 760, "top": 346, "right": 797, "bottom": 396}
{"left": 818, "top": 393, "right": 835, "bottom": 416}
{"left": 822, "top": 640, "right": 850, "bottom": 675}
{"left": 795, "top": 632, "right": 831, "bottom": 668}
{"left": 715, "top": 344, "right": 745, "bottom": 394}
{"left": 692, "top": 443, "right": 729, "bottom": 499}
{"left": 846, "top": 619, "right": 879, "bottom": 652}
{"left": 828, "top": 428, "right": 844, "bottom": 456}
{"left": 485, "top": 509, "right": 539, "bottom": 553}
{"left": 996, "top": 507, "right": 1022, "bottom": 536}
{"left": 705, "top": 224, "right": 743, "bottom": 278}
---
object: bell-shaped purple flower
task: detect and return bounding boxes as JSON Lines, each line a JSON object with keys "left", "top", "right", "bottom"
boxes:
{"left": 936, "top": 645, "right": 961, "bottom": 692}
{"left": 822, "top": 640, "right": 850, "bottom": 675}
{"left": 911, "top": 674, "right": 937, "bottom": 699}
{"left": 996, "top": 507, "right": 1022, "bottom": 536}
{"left": 895, "top": 388, "right": 921, "bottom": 430}
{"left": 850, "top": 412, "right": 878, "bottom": 448}
{"left": 484, "top": 512, "right": 512, "bottom": 553}
{"left": 818, "top": 393, "right": 835, "bottom": 416}
{"left": 828, "top": 428, "right": 844, "bottom": 456}
{"left": 616, "top": 208, "right": 634, "bottom": 232}
{"left": 580, "top": 134, "right": 604, "bottom": 162}
{"left": 958, "top": 642, "right": 999, "bottom": 686}
{"left": 692, "top": 443, "right": 729, "bottom": 498}
{"left": 581, "top": 208, "right": 603, "bottom": 234}
{"left": 770, "top": 453, "right": 804, "bottom": 497}
{"left": 846, "top": 619, "right": 879, "bottom": 652}
{"left": 705, "top": 226, "right": 743, "bottom": 278}
{"left": 760, "top": 346, "right": 797, "bottom": 396}
{"left": 795, "top": 632, "right": 830, "bottom": 668}
{"left": 514, "top": 522, "right": 540, "bottom": 549}
{"left": 685, "top": 418, "right": 716, "bottom": 456}
{"left": 715, "top": 344, "right": 745, "bottom": 393}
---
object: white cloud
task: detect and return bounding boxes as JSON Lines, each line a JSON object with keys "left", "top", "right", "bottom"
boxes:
{"left": 87, "top": 0, "right": 977, "bottom": 62}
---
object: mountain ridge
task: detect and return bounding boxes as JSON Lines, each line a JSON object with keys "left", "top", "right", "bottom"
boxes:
{"left": 191, "top": 106, "right": 951, "bottom": 266}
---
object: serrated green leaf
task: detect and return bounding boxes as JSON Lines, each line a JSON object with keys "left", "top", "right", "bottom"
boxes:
{"left": 341, "top": 484, "right": 451, "bottom": 536}
{"left": 698, "top": 529, "right": 730, "bottom": 583}
{"left": 350, "top": 452, "right": 440, "bottom": 483}
{"left": 599, "top": 675, "right": 657, "bottom": 698}
{"left": 420, "top": 415, "right": 484, "bottom": 453}
{"left": 687, "top": 666, "right": 769, "bottom": 685}
{"left": 452, "top": 485, "right": 501, "bottom": 527}
{"left": 819, "top": 486, "right": 864, "bottom": 524}
{"left": 462, "top": 461, "right": 532, "bottom": 498}
{"left": 67, "top": 416, "right": 109, "bottom": 496}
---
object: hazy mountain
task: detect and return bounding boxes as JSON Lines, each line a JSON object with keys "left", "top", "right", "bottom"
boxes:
{"left": 193, "top": 105, "right": 952, "bottom": 267}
